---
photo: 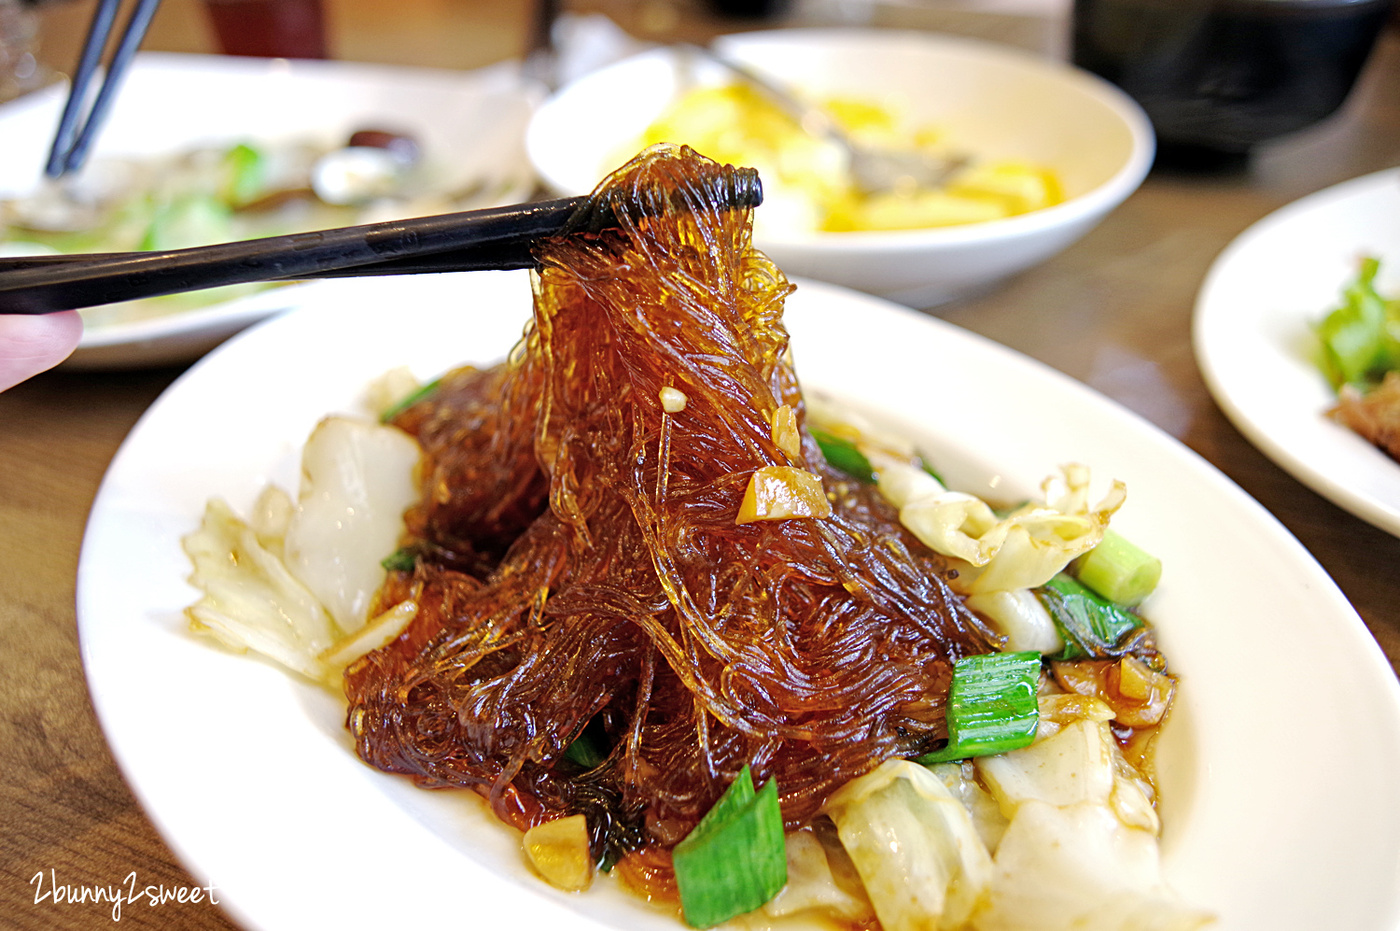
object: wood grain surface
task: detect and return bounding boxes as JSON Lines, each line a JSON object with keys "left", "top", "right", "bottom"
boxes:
{"left": 3, "top": 2, "right": 1398, "bottom": 927}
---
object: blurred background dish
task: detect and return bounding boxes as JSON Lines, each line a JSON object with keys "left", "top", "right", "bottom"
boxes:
{"left": 527, "top": 27, "right": 1153, "bottom": 309}
{"left": 1071, "top": 0, "right": 1392, "bottom": 168}
{"left": 0, "top": 50, "right": 541, "bottom": 367}
{"left": 1193, "top": 167, "right": 1400, "bottom": 537}
{"left": 526, "top": 28, "right": 1148, "bottom": 308}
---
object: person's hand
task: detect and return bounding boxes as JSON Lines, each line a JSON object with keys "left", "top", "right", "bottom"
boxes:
{"left": 0, "top": 312, "right": 82, "bottom": 393}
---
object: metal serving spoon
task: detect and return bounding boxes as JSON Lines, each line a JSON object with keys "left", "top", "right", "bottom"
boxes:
{"left": 680, "top": 44, "right": 968, "bottom": 196}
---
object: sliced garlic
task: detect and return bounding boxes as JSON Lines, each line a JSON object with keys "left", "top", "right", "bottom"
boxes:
{"left": 770, "top": 404, "right": 803, "bottom": 460}
{"left": 736, "top": 466, "right": 833, "bottom": 524}
{"left": 524, "top": 814, "right": 594, "bottom": 892}
{"left": 1112, "top": 656, "right": 1157, "bottom": 701}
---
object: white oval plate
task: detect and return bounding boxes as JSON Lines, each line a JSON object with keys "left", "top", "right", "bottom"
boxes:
{"left": 78, "top": 272, "right": 1400, "bottom": 930}
{"left": 1193, "top": 167, "right": 1400, "bottom": 537}
{"left": 0, "top": 53, "right": 541, "bottom": 369}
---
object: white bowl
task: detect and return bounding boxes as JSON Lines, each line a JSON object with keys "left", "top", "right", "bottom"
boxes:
{"left": 527, "top": 28, "right": 1154, "bottom": 308}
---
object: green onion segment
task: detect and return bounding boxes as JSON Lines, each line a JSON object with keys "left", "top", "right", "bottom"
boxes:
{"left": 379, "top": 547, "right": 416, "bottom": 573}
{"left": 1073, "top": 529, "right": 1161, "bottom": 607}
{"left": 1039, "top": 573, "right": 1143, "bottom": 660}
{"left": 673, "top": 765, "right": 787, "bottom": 928}
{"left": 809, "top": 426, "right": 944, "bottom": 486}
{"left": 380, "top": 377, "right": 442, "bottom": 424}
{"left": 920, "top": 458, "right": 945, "bottom": 486}
{"left": 917, "top": 651, "right": 1041, "bottom": 764}
{"left": 810, "top": 427, "right": 875, "bottom": 483}
{"left": 563, "top": 733, "right": 606, "bottom": 769}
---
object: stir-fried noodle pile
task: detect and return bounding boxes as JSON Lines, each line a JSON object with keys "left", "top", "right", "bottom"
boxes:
{"left": 344, "top": 145, "right": 997, "bottom": 879}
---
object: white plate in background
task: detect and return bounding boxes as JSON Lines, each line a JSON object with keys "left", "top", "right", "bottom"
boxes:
{"left": 1193, "top": 167, "right": 1400, "bottom": 537}
{"left": 78, "top": 272, "right": 1400, "bottom": 930}
{"left": 0, "top": 53, "right": 541, "bottom": 368}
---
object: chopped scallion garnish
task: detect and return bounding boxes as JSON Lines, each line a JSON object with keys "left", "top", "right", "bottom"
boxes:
{"left": 673, "top": 765, "right": 787, "bottom": 928}
{"left": 380, "top": 547, "right": 416, "bottom": 572}
{"left": 810, "top": 427, "right": 875, "bottom": 483}
{"left": 1038, "top": 573, "right": 1143, "bottom": 660}
{"left": 563, "top": 732, "right": 606, "bottom": 769}
{"left": 919, "top": 458, "right": 944, "bottom": 485}
{"left": 1073, "top": 529, "right": 1161, "bottom": 607}
{"left": 380, "top": 377, "right": 442, "bottom": 423}
{"left": 916, "top": 650, "right": 1041, "bottom": 764}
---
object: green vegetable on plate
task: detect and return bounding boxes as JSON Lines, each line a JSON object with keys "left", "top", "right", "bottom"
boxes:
{"left": 1072, "top": 528, "right": 1161, "bottom": 607}
{"left": 673, "top": 765, "right": 787, "bottom": 928}
{"left": 1038, "top": 573, "right": 1143, "bottom": 660}
{"left": 1315, "top": 256, "right": 1400, "bottom": 391}
{"left": 916, "top": 650, "right": 1041, "bottom": 764}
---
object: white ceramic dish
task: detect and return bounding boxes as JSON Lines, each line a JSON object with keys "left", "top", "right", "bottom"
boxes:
{"left": 526, "top": 29, "right": 1153, "bottom": 308}
{"left": 1193, "top": 167, "right": 1400, "bottom": 537}
{"left": 0, "top": 52, "right": 540, "bottom": 369}
{"left": 78, "top": 272, "right": 1400, "bottom": 930}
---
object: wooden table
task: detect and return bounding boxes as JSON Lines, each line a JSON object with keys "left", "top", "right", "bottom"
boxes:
{"left": 4, "top": 2, "right": 1399, "bottom": 927}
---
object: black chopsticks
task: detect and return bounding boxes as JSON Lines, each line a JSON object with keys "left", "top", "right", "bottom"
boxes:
{"left": 0, "top": 198, "right": 571, "bottom": 314}
{"left": 46, "top": 0, "right": 163, "bottom": 178}
{"left": 0, "top": 171, "right": 764, "bottom": 314}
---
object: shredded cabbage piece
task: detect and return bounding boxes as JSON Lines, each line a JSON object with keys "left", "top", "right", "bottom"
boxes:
{"left": 924, "top": 760, "right": 1010, "bottom": 854}
{"left": 183, "top": 497, "right": 338, "bottom": 681}
{"left": 824, "top": 759, "right": 994, "bottom": 931}
{"left": 874, "top": 457, "right": 1125, "bottom": 595}
{"left": 802, "top": 704, "right": 1210, "bottom": 931}
{"left": 963, "top": 589, "right": 1063, "bottom": 654}
{"left": 282, "top": 416, "right": 423, "bottom": 634}
{"left": 970, "top": 718, "right": 1212, "bottom": 931}
{"left": 761, "top": 830, "right": 875, "bottom": 926}
{"left": 318, "top": 599, "right": 420, "bottom": 670}
{"left": 973, "top": 801, "right": 1210, "bottom": 931}
{"left": 183, "top": 414, "right": 423, "bottom": 682}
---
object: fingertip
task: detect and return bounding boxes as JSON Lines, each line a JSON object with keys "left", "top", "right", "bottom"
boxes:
{"left": 0, "top": 311, "right": 85, "bottom": 393}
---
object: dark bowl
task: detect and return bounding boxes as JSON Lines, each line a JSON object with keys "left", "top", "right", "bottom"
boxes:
{"left": 1071, "top": 0, "right": 1392, "bottom": 166}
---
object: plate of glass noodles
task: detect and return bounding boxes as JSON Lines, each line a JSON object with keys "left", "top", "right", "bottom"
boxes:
{"left": 77, "top": 149, "right": 1400, "bottom": 931}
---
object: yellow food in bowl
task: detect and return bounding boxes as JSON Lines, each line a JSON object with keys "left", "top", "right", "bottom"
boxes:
{"left": 639, "top": 83, "right": 1063, "bottom": 234}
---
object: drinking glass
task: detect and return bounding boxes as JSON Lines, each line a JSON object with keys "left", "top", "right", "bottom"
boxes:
{"left": 201, "top": 0, "right": 329, "bottom": 59}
